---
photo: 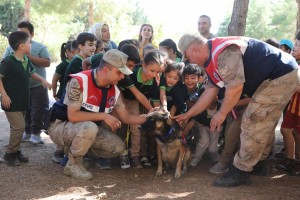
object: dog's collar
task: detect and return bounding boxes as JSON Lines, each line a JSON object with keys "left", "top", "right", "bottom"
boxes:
{"left": 165, "top": 127, "right": 175, "bottom": 138}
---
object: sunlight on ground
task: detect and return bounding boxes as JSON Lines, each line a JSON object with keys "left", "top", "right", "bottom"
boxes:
{"left": 270, "top": 174, "right": 287, "bottom": 179}
{"left": 39, "top": 187, "right": 107, "bottom": 200}
{"left": 136, "top": 192, "right": 194, "bottom": 199}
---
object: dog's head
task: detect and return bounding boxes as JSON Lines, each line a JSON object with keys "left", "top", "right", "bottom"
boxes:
{"left": 140, "top": 107, "right": 179, "bottom": 142}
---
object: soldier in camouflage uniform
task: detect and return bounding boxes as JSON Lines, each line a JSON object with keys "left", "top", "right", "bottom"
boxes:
{"left": 175, "top": 34, "right": 299, "bottom": 187}
{"left": 48, "top": 50, "right": 146, "bottom": 180}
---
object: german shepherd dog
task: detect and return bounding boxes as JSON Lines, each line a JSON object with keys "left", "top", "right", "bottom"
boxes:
{"left": 140, "top": 108, "right": 191, "bottom": 179}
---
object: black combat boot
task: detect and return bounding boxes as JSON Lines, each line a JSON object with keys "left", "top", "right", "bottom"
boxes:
{"left": 16, "top": 150, "right": 29, "bottom": 163}
{"left": 213, "top": 166, "right": 250, "bottom": 187}
{"left": 251, "top": 160, "right": 268, "bottom": 176}
{"left": 3, "top": 152, "right": 20, "bottom": 167}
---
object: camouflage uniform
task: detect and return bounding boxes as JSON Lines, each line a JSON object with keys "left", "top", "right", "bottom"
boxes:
{"left": 48, "top": 78, "right": 125, "bottom": 162}
{"left": 208, "top": 45, "right": 299, "bottom": 171}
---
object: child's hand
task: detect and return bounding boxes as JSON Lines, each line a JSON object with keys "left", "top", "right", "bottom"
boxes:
{"left": 42, "top": 80, "right": 52, "bottom": 90}
{"left": 1, "top": 95, "right": 11, "bottom": 109}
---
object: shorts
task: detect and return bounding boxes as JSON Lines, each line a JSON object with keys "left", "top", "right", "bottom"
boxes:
{"left": 281, "top": 110, "right": 300, "bottom": 130}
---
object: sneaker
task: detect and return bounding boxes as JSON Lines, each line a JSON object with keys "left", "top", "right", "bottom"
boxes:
{"left": 64, "top": 161, "right": 93, "bottom": 180}
{"left": 16, "top": 151, "right": 29, "bottom": 163}
{"left": 61, "top": 155, "right": 69, "bottom": 166}
{"left": 131, "top": 156, "right": 143, "bottom": 169}
{"left": 52, "top": 152, "right": 64, "bottom": 164}
{"left": 97, "top": 158, "right": 111, "bottom": 170}
{"left": 213, "top": 166, "right": 250, "bottom": 187}
{"left": 289, "top": 160, "right": 300, "bottom": 176}
{"left": 22, "top": 133, "right": 31, "bottom": 143}
{"left": 29, "top": 134, "right": 44, "bottom": 144}
{"left": 120, "top": 151, "right": 130, "bottom": 169}
{"left": 275, "top": 158, "right": 296, "bottom": 172}
{"left": 140, "top": 156, "right": 152, "bottom": 168}
{"left": 189, "top": 157, "right": 201, "bottom": 167}
{"left": 3, "top": 152, "right": 20, "bottom": 167}
{"left": 209, "top": 162, "right": 229, "bottom": 174}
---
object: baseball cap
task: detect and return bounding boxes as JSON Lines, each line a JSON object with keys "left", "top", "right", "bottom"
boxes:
{"left": 279, "top": 39, "right": 294, "bottom": 50}
{"left": 103, "top": 49, "right": 132, "bottom": 75}
{"left": 178, "top": 33, "right": 199, "bottom": 52}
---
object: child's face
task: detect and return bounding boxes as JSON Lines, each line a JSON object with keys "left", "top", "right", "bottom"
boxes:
{"left": 95, "top": 43, "right": 105, "bottom": 54}
{"left": 142, "top": 63, "right": 163, "bottom": 81}
{"left": 101, "top": 25, "right": 110, "bottom": 42}
{"left": 79, "top": 41, "right": 96, "bottom": 58}
{"left": 184, "top": 74, "right": 201, "bottom": 90}
{"left": 21, "top": 38, "right": 31, "bottom": 54}
{"left": 165, "top": 71, "right": 180, "bottom": 87}
{"left": 292, "top": 40, "right": 300, "bottom": 60}
{"left": 126, "top": 60, "right": 136, "bottom": 71}
{"left": 66, "top": 48, "right": 77, "bottom": 60}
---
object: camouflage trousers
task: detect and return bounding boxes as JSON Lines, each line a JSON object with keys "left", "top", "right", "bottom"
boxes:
{"left": 234, "top": 70, "right": 299, "bottom": 171}
{"left": 48, "top": 120, "right": 125, "bottom": 159}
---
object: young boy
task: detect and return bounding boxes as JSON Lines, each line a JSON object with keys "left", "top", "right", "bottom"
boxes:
{"left": 64, "top": 32, "right": 97, "bottom": 78}
{"left": 0, "top": 31, "right": 51, "bottom": 166}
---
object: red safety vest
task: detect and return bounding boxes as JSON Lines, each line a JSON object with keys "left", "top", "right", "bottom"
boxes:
{"left": 70, "top": 70, "right": 120, "bottom": 113}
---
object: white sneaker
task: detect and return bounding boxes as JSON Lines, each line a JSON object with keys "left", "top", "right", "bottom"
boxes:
{"left": 29, "top": 134, "right": 44, "bottom": 144}
{"left": 189, "top": 157, "right": 201, "bottom": 167}
{"left": 22, "top": 133, "right": 31, "bottom": 143}
{"left": 209, "top": 162, "right": 229, "bottom": 174}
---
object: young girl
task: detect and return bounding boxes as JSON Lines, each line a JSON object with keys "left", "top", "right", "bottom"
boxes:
{"left": 159, "top": 39, "right": 182, "bottom": 63}
{"left": 119, "top": 51, "right": 165, "bottom": 168}
{"left": 138, "top": 24, "right": 157, "bottom": 60}
{"left": 52, "top": 40, "right": 78, "bottom": 101}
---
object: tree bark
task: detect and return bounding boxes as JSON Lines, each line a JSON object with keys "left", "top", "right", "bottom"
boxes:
{"left": 297, "top": 0, "right": 300, "bottom": 34}
{"left": 228, "top": 0, "right": 250, "bottom": 36}
{"left": 24, "top": 0, "right": 31, "bottom": 20}
{"left": 88, "top": 0, "right": 94, "bottom": 29}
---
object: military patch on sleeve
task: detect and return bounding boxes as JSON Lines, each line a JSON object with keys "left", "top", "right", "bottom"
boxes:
{"left": 68, "top": 79, "right": 81, "bottom": 101}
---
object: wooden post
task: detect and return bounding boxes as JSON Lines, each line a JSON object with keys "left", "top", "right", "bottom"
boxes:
{"left": 24, "top": 0, "right": 31, "bottom": 20}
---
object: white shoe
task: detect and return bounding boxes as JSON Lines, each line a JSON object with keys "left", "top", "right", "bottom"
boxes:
{"left": 29, "top": 134, "right": 44, "bottom": 144}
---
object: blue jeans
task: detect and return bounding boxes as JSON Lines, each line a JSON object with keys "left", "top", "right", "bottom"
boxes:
{"left": 25, "top": 85, "right": 49, "bottom": 135}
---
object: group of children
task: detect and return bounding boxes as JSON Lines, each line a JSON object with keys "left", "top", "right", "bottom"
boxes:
{"left": 1, "top": 21, "right": 300, "bottom": 178}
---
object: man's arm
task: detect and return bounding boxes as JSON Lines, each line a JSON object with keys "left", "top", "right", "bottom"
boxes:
{"left": 30, "top": 73, "right": 52, "bottom": 89}
{"left": 129, "top": 86, "right": 153, "bottom": 111}
{"left": 27, "top": 55, "right": 50, "bottom": 67}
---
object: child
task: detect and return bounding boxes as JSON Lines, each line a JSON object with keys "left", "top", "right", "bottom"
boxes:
{"left": 159, "top": 39, "right": 182, "bottom": 62}
{"left": 64, "top": 32, "right": 97, "bottom": 78}
{"left": 52, "top": 40, "right": 78, "bottom": 101}
{"left": 276, "top": 40, "right": 300, "bottom": 175}
{"left": 180, "top": 64, "right": 221, "bottom": 167}
{"left": 119, "top": 51, "right": 164, "bottom": 168}
{"left": 0, "top": 31, "right": 51, "bottom": 166}
{"left": 279, "top": 39, "right": 293, "bottom": 54}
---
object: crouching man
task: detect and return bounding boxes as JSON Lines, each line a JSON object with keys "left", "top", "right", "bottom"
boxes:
{"left": 48, "top": 49, "right": 146, "bottom": 180}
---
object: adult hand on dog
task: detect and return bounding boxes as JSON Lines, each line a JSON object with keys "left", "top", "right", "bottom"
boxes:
{"left": 104, "top": 114, "right": 122, "bottom": 132}
{"left": 210, "top": 111, "right": 226, "bottom": 132}
{"left": 173, "top": 113, "right": 189, "bottom": 127}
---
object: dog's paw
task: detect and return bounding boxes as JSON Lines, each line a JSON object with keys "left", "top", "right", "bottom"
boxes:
{"left": 156, "top": 171, "right": 163, "bottom": 176}
{"left": 174, "top": 172, "right": 181, "bottom": 179}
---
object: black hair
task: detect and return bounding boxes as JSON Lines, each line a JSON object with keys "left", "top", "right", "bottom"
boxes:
{"left": 182, "top": 63, "right": 203, "bottom": 78}
{"left": 17, "top": 20, "right": 34, "bottom": 34}
{"left": 71, "top": 40, "right": 78, "bottom": 51}
{"left": 143, "top": 50, "right": 165, "bottom": 66}
{"left": 142, "top": 44, "right": 155, "bottom": 57}
{"left": 165, "top": 61, "right": 185, "bottom": 77}
{"left": 118, "top": 39, "right": 139, "bottom": 50}
{"left": 8, "top": 31, "right": 29, "bottom": 51}
{"left": 265, "top": 38, "right": 279, "bottom": 48}
{"left": 76, "top": 32, "right": 97, "bottom": 46}
{"left": 120, "top": 44, "right": 140, "bottom": 64}
{"left": 280, "top": 44, "right": 292, "bottom": 52}
{"left": 60, "top": 41, "right": 72, "bottom": 61}
{"left": 96, "top": 40, "right": 103, "bottom": 49}
{"left": 199, "top": 15, "right": 211, "bottom": 24}
{"left": 159, "top": 39, "right": 183, "bottom": 59}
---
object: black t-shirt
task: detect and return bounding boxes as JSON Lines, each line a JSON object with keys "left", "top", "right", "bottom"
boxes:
{"left": 55, "top": 59, "right": 70, "bottom": 98}
{"left": 118, "top": 66, "right": 160, "bottom": 102}
{"left": 90, "top": 53, "right": 104, "bottom": 69}
{"left": 0, "top": 55, "right": 34, "bottom": 111}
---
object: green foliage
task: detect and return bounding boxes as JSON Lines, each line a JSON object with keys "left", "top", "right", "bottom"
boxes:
{"left": 0, "top": 0, "right": 24, "bottom": 37}
{"left": 0, "top": 34, "right": 8, "bottom": 57}
{"left": 217, "top": 0, "right": 297, "bottom": 40}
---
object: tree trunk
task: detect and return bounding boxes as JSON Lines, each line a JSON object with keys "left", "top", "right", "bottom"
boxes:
{"left": 24, "top": 0, "right": 31, "bottom": 20}
{"left": 228, "top": 0, "right": 250, "bottom": 36}
{"left": 297, "top": 0, "right": 300, "bottom": 33}
{"left": 88, "top": 0, "right": 94, "bottom": 29}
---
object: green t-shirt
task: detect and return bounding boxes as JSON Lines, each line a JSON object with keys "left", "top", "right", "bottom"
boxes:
{"left": 64, "top": 54, "right": 84, "bottom": 78}
{"left": 0, "top": 55, "right": 34, "bottom": 111}
{"left": 55, "top": 59, "right": 70, "bottom": 98}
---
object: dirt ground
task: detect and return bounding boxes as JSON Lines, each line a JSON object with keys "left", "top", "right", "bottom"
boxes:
{"left": 1, "top": 112, "right": 300, "bottom": 200}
